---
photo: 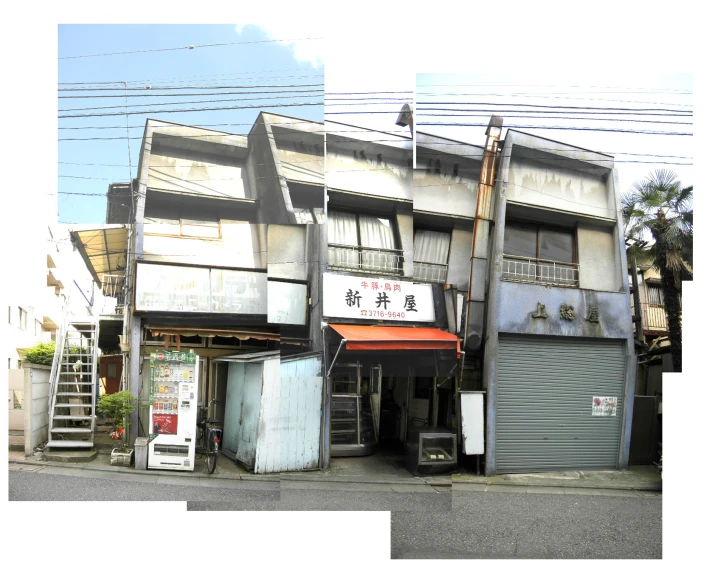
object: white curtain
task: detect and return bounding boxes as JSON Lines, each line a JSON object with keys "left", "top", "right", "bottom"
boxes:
{"left": 359, "top": 215, "right": 398, "bottom": 272}
{"left": 328, "top": 211, "right": 359, "bottom": 268}
{"left": 414, "top": 230, "right": 450, "bottom": 282}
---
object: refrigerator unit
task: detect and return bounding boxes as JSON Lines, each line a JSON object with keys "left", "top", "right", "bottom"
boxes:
{"left": 147, "top": 349, "right": 199, "bottom": 471}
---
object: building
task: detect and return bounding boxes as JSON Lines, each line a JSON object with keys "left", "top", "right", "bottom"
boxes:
{"left": 52, "top": 110, "right": 638, "bottom": 478}
{"left": 481, "top": 129, "right": 635, "bottom": 475}
{"left": 58, "top": 113, "right": 327, "bottom": 472}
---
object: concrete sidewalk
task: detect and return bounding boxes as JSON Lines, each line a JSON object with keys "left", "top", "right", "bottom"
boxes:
{"left": 8, "top": 449, "right": 662, "bottom": 492}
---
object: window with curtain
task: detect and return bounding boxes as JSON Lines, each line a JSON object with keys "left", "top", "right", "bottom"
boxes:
{"left": 502, "top": 221, "right": 577, "bottom": 285}
{"left": 413, "top": 229, "right": 451, "bottom": 283}
{"left": 647, "top": 284, "right": 663, "bottom": 306}
{"left": 328, "top": 210, "right": 402, "bottom": 274}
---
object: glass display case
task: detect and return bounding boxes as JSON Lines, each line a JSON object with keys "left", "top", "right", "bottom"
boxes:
{"left": 330, "top": 363, "right": 377, "bottom": 456}
{"left": 405, "top": 427, "right": 457, "bottom": 474}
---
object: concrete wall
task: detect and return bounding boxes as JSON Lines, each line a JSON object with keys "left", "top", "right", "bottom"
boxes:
{"left": 147, "top": 148, "right": 251, "bottom": 200}
{"left": 413, "top": 165, "right": 480, "bottom": 218}
{"left": 268, "top": 225, "right": 309, "bottom": 281}
{"left": 508, "top": 156, "right": 614, "bottom": 220}
{"left": 446, "top": 226, "right": 474, "bottom": 290}
{"left": 22, "top": 364, "right": 50, "bottom": 454}
{"left": 274, "top": 138, "right": 324, "bottom": 187}
{"left": 248, "top": 116, "right": 294, "bottom": 224}
{"left": 8, "top": 368, "right": 24, "bottom": 430}
{"left": 496, "top": 282, "right": 633, "bottom": 339}
{"left": 326, "top": 144, "right": 412, "bottom": 201}
{"left": 578, "top": 225, "right": 624, "bottom": 292}
{"left": 142, "top": 223, "right": 268, "bottom": 269}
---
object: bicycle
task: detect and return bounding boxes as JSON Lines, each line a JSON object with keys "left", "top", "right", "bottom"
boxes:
{"left": 196, "top": 399, "right": 222, "bottom": 474}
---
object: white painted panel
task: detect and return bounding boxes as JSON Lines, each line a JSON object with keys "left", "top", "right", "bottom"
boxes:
{"left": 461, "top": 392, "right": 485, "bottom": 455}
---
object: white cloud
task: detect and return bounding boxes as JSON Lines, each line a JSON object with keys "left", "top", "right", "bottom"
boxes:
{"left": 235, "top": 12, "right": 324, "bottom": 68}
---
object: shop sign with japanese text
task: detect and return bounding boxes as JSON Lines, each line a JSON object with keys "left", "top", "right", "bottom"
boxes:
{"left": 323, "top": 272, "right": 435, "bottom": 322}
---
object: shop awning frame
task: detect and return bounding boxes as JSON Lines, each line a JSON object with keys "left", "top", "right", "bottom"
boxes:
{"left": 328, "top": 324, "right": 461, "bottom": 357}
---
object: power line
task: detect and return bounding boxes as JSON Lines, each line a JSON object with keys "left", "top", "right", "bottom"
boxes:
{"left": 417, "top": 122, "right": 692, "bottom": 136}
{"left": 59, "top": 37, "right": 323, "bottom": 60}
{"left": 59, "top": 88, "right": 325, "bottom": 100}
{"left": 58, "top": 83, "right": 324, "bottom": 92}
{"left": 59, "top": 92, "right": 324, "bottom": 112}
{"left": 59, "top": 101, "right": 324, "bottom": 119}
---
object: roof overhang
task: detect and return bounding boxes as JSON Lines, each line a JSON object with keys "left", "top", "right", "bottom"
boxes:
{"left": 149, "top": 327, "right": 279, "bottom": 341}
{"left": 329, "top": 324, "right": 460, "bottom": 357}
{"left": 70, "top": 226, "right": 129, "bottom": 288}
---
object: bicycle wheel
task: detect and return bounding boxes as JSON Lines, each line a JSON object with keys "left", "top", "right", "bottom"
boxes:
{"left": 206, "top": 445, "right": 217, "bottom": 474}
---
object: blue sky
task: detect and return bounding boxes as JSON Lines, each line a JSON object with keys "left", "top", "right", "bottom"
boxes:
{"left": 58, "top": 24, "right": 324, "bottom": 223}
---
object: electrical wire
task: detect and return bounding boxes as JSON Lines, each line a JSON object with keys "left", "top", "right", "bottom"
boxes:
{"left": 59, "top": 37, "right": 323, "bottom": 60}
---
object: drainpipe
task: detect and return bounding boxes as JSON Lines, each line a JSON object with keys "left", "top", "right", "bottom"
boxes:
{"left": 463, "top": 115, "right": 503, "bottom": 354}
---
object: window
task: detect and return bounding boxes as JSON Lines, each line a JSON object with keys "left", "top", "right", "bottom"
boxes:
{"left": 327, "top": 210, "right": 403, "bottom": 275}
{"left": 35, "top": 320, "right": 42, "bottom": 336}
{"left": 18, "top": 308, "right": 28, "bottom": 331}
{"left": 413, "top": 229, "right": 451, "bottom": 283}
{"left": 502, "top": 222, "right": 578, "bottom": 286}
{"left": 8, "top": 306, "right": 11, "bottom": 325}
{"left": 647, "top": 285, "right": 663, "bottom": 306}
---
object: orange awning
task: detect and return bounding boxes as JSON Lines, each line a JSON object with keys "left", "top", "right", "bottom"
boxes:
{"left": 329, "top": 324, "right": 461, "bottom": 357}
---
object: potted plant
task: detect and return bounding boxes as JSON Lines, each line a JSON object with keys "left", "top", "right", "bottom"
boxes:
{"left": 97, "top": 390, "right": 136, "bottom": 466}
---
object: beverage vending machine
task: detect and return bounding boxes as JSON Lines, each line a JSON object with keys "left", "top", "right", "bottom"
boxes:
{"left": 147, "top": 349, "right": 199, "bottom": 471}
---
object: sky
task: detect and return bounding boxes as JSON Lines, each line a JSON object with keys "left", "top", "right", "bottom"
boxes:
{"left": 58, "top": 24, "right": 324, "bottom": 223}
{"left": 4, "top": 2, "right": 710, "bottom": 573}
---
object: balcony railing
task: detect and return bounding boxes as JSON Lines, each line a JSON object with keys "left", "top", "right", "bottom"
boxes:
{"left": 100, "top": 274, "right": 125, "bottom": 314}
{"left": 502, "top": 254, "right": 579, "bottom": 287}
{"left": 413, "top": 261, "right": 448, "bottom": 283}
{"left": 328, "top": 243, "right": 404, "bottom": 276}
{"left": 632, "top": 302, "right": 668, "bottom": 332}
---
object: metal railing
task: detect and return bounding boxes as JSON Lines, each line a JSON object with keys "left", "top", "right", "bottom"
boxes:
{"left": 328, "top": 243, "right": 404, "bottom": 276}
{"left": 413, "top": 261, "right": 448, "bottom": 283}
{"left": 100, "top": 274, "right": 125, "bottom": 314}
{"left": 501, "top": 254, "right": 579, "bottom": 287}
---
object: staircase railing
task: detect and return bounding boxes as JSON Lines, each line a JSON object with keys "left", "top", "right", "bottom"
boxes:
{"left": 47, "top": 291, "right": 72, "bottom": 423}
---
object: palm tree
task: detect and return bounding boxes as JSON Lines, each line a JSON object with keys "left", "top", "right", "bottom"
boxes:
{"left": 622, "top": 169, "right": 693, "bottom": 372}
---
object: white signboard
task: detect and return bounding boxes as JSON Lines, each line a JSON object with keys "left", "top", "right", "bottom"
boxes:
{"left": 592, "top": 396, "right": 618, "bottom": 417}
{"left": 323, "top": 272, "right": 435, "bottom": 322}
{"left": 268, "top": 281, "right": 308, "bottom": 325}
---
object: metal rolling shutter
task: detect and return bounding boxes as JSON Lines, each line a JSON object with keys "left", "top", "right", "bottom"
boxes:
{"left": 496, "top": 335, "right": 627, "bottom": 473}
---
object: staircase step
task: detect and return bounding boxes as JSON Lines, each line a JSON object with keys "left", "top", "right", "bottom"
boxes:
{"left": 54, "top": 403, "right": 92, "bottom": 408}
{"left": 45, "top": 440, "right": 95, "bottom": 450}
{"left": 50, "top": 427, "right": 93, "bottom": 433}
{"left": 57, "top": 382, "right": 94, "bottom": 385}
{"left": 52, "top": 415, "right": 93, "bottom": 420}
{"left": 56, "top": 393, "right": 93, "bottom": 396}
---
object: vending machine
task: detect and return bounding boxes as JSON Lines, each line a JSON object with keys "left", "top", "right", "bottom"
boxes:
{"left": 147, "top": 349, "right": 199, "bottom": 471}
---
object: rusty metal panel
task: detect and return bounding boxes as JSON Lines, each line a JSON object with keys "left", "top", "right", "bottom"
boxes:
{"left": 476, "top": 184, "right": 495, "bottom": 220}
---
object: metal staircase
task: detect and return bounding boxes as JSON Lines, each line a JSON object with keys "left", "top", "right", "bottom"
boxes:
{"left": 46, "top": 312, "right": 100, "bottom": 449}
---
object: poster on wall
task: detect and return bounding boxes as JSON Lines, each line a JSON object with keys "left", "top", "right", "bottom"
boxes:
{"left": 323, "top": 272, "right": 435, "bottom": 322}
{"left": 592, "top": 396, "right": 618, "bottom": 417}
{"left": 152, "top": 413, "right": 178, "bottom": 435}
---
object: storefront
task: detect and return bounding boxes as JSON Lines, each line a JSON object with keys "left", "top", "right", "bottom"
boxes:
{"left": 322, "top": 272, "right": 461, "bottom": 473}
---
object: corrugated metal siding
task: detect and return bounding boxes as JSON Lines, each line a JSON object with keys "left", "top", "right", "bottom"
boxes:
{"left": 253, "top": 356, "right": 323, "bottom": 473}
{"left": 496, "top": 335, "right": 626, "bottom": 473}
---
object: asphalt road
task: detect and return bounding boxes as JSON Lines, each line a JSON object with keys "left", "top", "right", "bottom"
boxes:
{"left": 8, "top": 466, "right": 661, "bottom": 559}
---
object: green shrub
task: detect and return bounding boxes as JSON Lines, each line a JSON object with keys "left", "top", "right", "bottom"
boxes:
{"left": 97, "top": 391, "right": 136, "bottom": 449}
{"left": 22, "top": 342, "right": 56, "bottom": 365}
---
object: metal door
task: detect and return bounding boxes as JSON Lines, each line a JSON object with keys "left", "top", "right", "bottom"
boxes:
{"left": 236, "top": 362, "right": 264, "bottom": 468}
{"left": 496, "top": 335, "right": 627, "bottom": 473}
{"left": 369, "top": 365, "right": 382, "bottom": 441}
{"left": 221, "top": 362, "right": 245, "bottom": 461}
